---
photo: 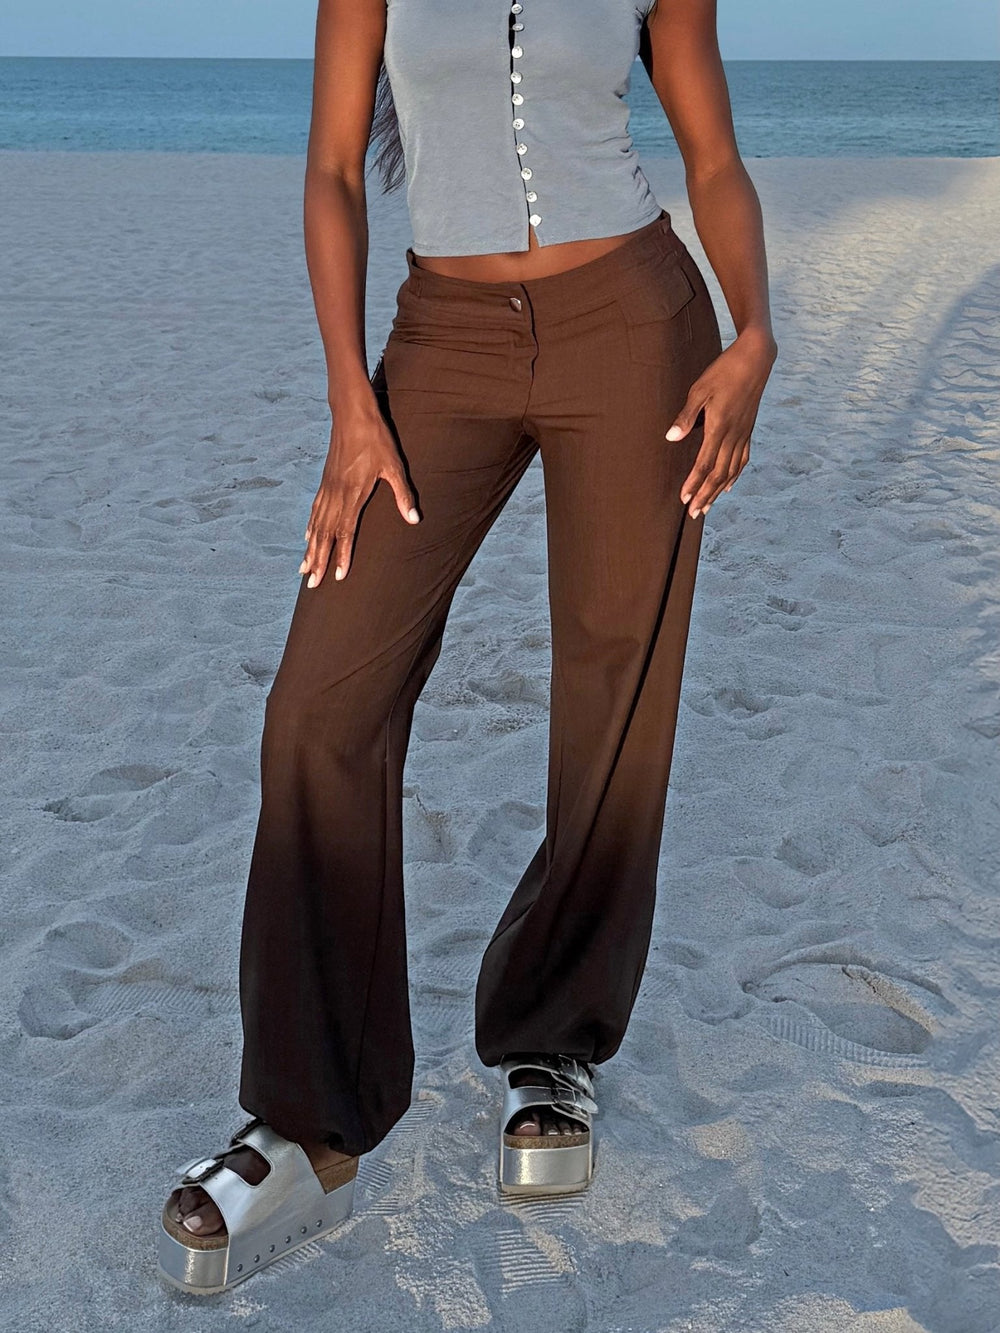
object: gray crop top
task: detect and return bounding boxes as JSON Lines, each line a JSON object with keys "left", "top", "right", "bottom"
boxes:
{"left": 382, "top": 0, "right": 663, "bottom": 257}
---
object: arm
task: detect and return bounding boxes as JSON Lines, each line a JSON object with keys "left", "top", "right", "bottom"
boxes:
{"left": 299, "top": 0, "right": 420, "bottom": 588}
{"left": 640, "top": 0, "right": 778, "bottom": 516}
{"left": 304, "top": 0, "right": 384, "bottom": 410}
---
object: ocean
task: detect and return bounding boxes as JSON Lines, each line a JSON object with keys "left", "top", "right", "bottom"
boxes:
{"left": 0, "top": 57, "right": 996, "bottom": 157}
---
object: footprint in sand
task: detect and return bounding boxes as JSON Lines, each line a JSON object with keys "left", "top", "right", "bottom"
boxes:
{"left": 412, "top": 703, "right": 470, "bottom": 742}
{"left": 17, "top": 916, "right": 238, "bottom": 1040}
{"left": 686, "top": 686, "right": 775, "bottom": 721}
{"left": 755, "top": 594, "right": 817, "bottom": 629}
{"left": 42, "top": 763, "right": 175, "bottom": 824}
{"left": 466, "top": 800, "right": 545, "bottom": 873}
{"left": 467, "top": 667, "right": 549, "bottom": 709}
{"left": 674, "top": 1183, "right": 762, "bottom": 1259}
{"left": 239, "top": 657, "right": 276, "bottom": 688}
{"left": 411, "top": 934, "right": 479, "bottom": 1052}
{"left": 491, "top": 1224, "right": 576, "bottom": 1296}
{"left": 745, "top": 952, "right": 949, "bottom": 1066}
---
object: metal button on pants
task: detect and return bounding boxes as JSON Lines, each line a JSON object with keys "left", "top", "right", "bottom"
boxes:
{"left": 237, "top": 211, "right": 723, "bottom": 1157}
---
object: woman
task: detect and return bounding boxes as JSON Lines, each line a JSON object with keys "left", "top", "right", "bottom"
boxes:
{"left": 158, "top": 0, "right": 777, "bottom": 1295}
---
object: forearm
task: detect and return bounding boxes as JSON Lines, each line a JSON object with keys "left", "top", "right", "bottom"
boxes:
{"left": 303, "top": 167, "right": 380, "bottom": 416}
{"left": 685, "top": 159, "right": 776, "bottom": 351}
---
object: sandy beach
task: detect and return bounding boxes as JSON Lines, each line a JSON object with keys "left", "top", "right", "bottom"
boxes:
{"left": 1, "top": 149, "right": 999, "bottom": 1331}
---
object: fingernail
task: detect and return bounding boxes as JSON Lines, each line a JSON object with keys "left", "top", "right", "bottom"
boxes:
{"left": 183, "top": 1215, "right": 203, "bottom": 1233}
{"left": 298, "top": 560, "right": 309, "bottom": 574}
{"left": 334, "top": 567, "right": 345, "bottom": 581}
{"left": 307, "top": 573, "right": 318, "bottom": 588}
{"left": 690, "top": 507, "right": 701, "bottom": 518}
{"left": 407, "top": 508, "right": 420, "bottom": 523}
{"left": 666, "top": 426, "right": 684, "bottom": 441}
{"left": 680, "top": 492, "right": 691, "bottom": 504}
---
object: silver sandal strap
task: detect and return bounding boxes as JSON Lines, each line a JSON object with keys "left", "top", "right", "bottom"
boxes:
{"left": 175, "top": 1116, "right": 267, "bottom": 1186}
{"left": 502, "top": 1083, "right": 598, "bottom": 1133}
{"left": 500, "top": 1053, "right": 595, "bottom": 1099}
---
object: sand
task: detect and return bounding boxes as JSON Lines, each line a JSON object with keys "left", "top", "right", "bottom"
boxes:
{"left": 1, "top": 149, "right": 998, "bottom": 1332}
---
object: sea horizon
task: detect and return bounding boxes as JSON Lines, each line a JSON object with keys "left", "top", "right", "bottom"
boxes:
{"left": 1, "top": 56, "right": 997, "bottom": 157}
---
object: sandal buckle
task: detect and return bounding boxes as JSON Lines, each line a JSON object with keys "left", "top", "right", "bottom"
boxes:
{"left": 178, "top": 1154, "right": 225, "bottom": 1185}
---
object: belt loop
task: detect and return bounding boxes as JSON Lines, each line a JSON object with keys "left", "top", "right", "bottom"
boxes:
{"left": 405, "top": 247, "right": 424, "bottom": 297}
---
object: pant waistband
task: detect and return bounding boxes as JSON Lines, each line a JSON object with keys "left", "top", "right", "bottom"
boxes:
{"left": 403, "top": 210, "right": 686, "bottom": 312}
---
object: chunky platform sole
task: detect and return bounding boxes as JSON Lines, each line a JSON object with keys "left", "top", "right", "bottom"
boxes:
{"left": 499, "top": 1132, "right": 593, "bottom": 1195}
{"left": 157, "top": 1117, "right": 358, "bottom": 1296}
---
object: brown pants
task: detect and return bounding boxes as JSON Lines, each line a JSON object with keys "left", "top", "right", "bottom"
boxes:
{"left": 237, "top": 210, "right": 723, "bottom": 1156}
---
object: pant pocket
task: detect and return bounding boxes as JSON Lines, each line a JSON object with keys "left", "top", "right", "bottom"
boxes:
{"left": 614, "top": 252, "right": 697, "bottom": 368}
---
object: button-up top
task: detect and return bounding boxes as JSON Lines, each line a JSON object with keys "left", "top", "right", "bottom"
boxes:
{"left": 382, "top": 0, "right": 663, "bottom": 256}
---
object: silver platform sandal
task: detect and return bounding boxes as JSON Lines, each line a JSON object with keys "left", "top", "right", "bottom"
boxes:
{"left": 157, "top": 1116, "right": 358, "bottom": 1296}
{"left": 498, "top": 1053, "right": 599, "bottom": 1196}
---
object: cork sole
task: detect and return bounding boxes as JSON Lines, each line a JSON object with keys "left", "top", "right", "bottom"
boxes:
{"left": 502, "top": 1129, "right": 590, "bottom": 1150}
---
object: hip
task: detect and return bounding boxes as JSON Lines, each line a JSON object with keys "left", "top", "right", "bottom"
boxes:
{"left": 383, "top": 211, "right": 722, "bottom": 393}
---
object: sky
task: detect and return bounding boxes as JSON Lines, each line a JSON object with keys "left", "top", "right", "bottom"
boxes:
{"left": 2, "top": 0, "right": 998, "bottom": 61}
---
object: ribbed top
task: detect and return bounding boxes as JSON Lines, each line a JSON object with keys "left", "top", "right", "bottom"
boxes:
{"left": 382, "top": 0, "right": 663, "bottom": 256}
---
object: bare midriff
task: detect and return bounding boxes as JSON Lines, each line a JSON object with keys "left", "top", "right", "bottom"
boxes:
{"left": 411, "top": 219, "right": 648, "bottom": 282}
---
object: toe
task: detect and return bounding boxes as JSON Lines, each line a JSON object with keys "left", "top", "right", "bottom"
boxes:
{"left": 175, "top": 1186, "right": 225, "bottom": 1236}
{"left": 182, "top": 1202, "right": 224, "bottom": 1236}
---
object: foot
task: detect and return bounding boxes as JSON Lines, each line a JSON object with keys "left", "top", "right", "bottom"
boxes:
{"left": 167, "top": 1134, "right": 356, "bottom": 1240}
{"left": 507, "top": 1065, "right": 589, "bottom": 1138}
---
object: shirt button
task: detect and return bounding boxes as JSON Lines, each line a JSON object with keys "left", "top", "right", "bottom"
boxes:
{"left": 512, "top": 21, "right": 524, "bottom": 30}
{"left": 510, "top": 70, "right": 522, "bottom": 84}
{"left": 520, "top": 167, "right": 532, "bottom": 180}
{"left": 529, "top": 214, "right": 542, "bottom": 226}
{"left": 512, "top": 117, "right": 524, "bottom": 129}
{"left": 525, "top": 190, "right": 537, "bottom": 202}
{"left": 511, "top": 2, "right": 522, "bottom": 11}
{"left": 511, "top": 92, "right": 524, "bottom": 105}
{"left": 516, "top": 142, "right": 528, "bottom": 155}
{"left": 509, "top": 296, "right": 522, "bottom": 311}
{"left": 511, "top": 45, "right": 523, "bottom": 58}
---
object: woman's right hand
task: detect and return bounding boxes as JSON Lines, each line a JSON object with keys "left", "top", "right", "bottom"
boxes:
{"left": 299, "top": 401, "right": 421, "bottom": 588}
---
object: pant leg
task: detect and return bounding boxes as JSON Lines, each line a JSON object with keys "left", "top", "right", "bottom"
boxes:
{"left": 475, "top": 243, "right": 723, "bottom": 1067}
{"left": 238, "top": 327, "right": 536, "bottom": 1157}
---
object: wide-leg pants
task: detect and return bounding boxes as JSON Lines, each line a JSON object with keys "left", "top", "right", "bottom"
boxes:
{"left": 237, "top": 209, "right": 723, "bottom": 1157}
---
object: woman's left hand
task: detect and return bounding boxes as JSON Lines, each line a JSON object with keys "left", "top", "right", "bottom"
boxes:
{"left": 665, "top": 327, "right": 778, "bottom": 519}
